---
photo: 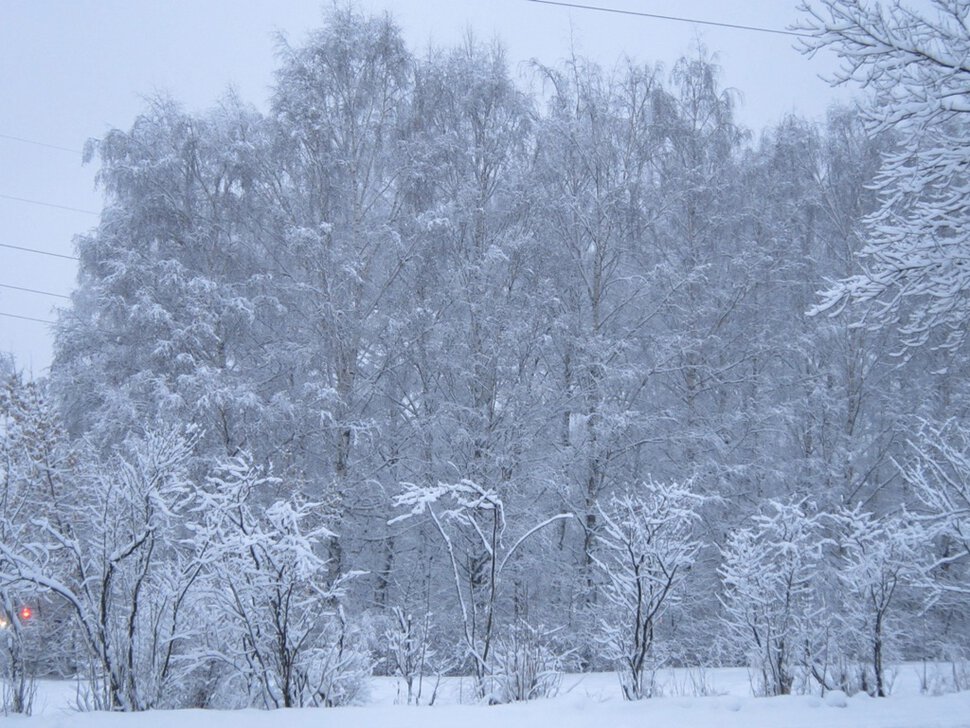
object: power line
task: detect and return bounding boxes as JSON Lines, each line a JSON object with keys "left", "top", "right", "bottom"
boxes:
{"left": 0, "top": 243, "right": 78, "bottom": 261}
{"left": 0, "top": 193, "right": 99, "bottom": 216}
{"left": 525, "top": 0, "right": 808, "bottom": 37}
{"left": 0, "top": 311, "right": 55, "bottom": 325}
{"left": 0, "top": 133, "right": 83, "bottom": 155}
{"left": 0, "top": 283, "right": 70, "bottom": 300}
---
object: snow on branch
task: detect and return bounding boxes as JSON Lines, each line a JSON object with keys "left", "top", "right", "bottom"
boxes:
{"left": 800, "top": 0, "right": 970, "bottom": 352}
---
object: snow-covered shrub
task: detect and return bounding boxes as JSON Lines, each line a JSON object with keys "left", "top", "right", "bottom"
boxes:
{"left": 593, "top": 480, "right": 704, "bottom": 700}
{"left": 0, "top": 375, "right": 69, "bottom": 713}
{"left": 663, "top": 666, "right": 723, "bottom": 698}
{"left": 918, "top": 658, "right": 970, "bottom": 696}
{"left": 392, "top": 479, "right": 571, "bottom": 700}
{"left": 0, "top": 601, "right": 37, "bottom": 715}
{"left": 304, "top": 609, "right": 371, "bottom": 707}
{"left": 490, "top": 623, "right": 565, "bottom": 703}
{"left": 719, "top": 500, "right": 826, "bottom": 696}
{"left": 0, "top": 427, "right": 204, "bottom": 711}
{"left": 175, "top": 656, "right": 239, "bottom": 709}
{"left": 384, "top": 607, "right": 437, "bottom": 704}
{"left": 815, "top": 653, "right": 885, "bottom": 698}
{"left": 192, "top": 453, "right": 366, "bottom": 708}
{"left": 827, "top": 506, "right": 921, "bottom": 696}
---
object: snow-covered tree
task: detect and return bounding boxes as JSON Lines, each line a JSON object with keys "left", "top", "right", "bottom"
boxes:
{"left": 801, "top": 0, "right": 970, "bottom": 352}
{"left": 746, "top": 109, "right": 904, "bottom": 511}
{"left": 268, "top": 6, "right": 415, "bottom": 577}
{"left": 903, "top": 420, "right": 970, "bottom": 598}
{"left": 593, "top": 480, "right": 704, "bottom": 700}
{"left": 530, "top": 55, "right": 681, "bottom": 655}
{"left": 54, "top": 96, "right": 271, "bottom": 455}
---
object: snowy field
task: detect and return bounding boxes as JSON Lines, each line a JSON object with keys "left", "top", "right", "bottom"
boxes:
{"left": 17, "top": 665, "right": 970, "bottom": 728}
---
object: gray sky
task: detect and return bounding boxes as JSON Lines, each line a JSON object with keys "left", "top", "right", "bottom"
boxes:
{"left": 0, "top": 0, "right": 855, "bottom": 374}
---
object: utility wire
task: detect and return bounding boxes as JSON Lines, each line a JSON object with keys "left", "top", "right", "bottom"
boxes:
{"left": 0, "top": 311, "right": 55, "bottom": 325}
{"left": 0, "top": 133, "right": 83, "bottom": 155}
{"left": 0, "top": 283, "right": 70, "bottom": 300}
{"left": 0, "top": 193, "right": 99, "bottom": 216}
{"left": 525, "top": 0, "right": 809, "bottom": 37}
{"left": 0, "top": 243, "right": 78, "bottom": 261}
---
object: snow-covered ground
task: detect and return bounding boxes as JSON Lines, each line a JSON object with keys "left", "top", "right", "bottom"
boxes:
{"left": 17, "top": 665, "right": 970, "bottom": 728}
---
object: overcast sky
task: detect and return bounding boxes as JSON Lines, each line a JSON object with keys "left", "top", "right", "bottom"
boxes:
{"left": 0, "top": 0, "right": 859, "bottom": 374}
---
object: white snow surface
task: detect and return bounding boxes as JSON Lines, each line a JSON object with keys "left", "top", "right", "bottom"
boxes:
{"left": 18, "top": 666, "right": 970, "bottom": 728}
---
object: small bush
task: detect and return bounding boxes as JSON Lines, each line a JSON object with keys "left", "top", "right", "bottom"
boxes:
{"left": 490, "top": 623, "right": 566, "bottom": 703}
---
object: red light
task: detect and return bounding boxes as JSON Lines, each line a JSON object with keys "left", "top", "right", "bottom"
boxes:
{"left": 18, "top": 607, "right": 31, "bottom": 622}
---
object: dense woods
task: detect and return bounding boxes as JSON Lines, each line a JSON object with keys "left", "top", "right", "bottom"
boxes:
{"left": 1, "top": 0, "right": 968, "bottom": 711}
